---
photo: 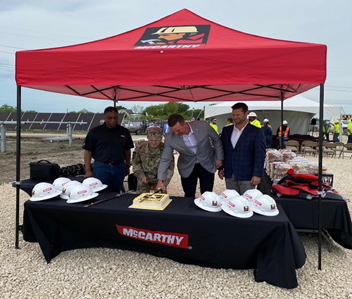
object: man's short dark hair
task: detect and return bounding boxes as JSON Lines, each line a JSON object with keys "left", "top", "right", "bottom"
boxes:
{"left": 231, "top": 102, "right": 248, "bottom": 113}
{"left": 227, "top": 117, "right": 233, "bottom": 122}
{"left": 168, "top": 114, "right": 185, "bottom": 127}
{"left": 104, "top": 106, "right": 118, "bottom": 114}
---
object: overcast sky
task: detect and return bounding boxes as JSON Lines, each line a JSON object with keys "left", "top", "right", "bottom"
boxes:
{"left": 1, "top": 0, "right": 351, "bottom": 114}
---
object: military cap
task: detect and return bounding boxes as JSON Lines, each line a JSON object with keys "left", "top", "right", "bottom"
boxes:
{"left": 147, "top": 127, "right": 162, "bottom": 140}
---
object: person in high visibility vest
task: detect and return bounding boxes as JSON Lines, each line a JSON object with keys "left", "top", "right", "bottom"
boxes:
{"left": 248, "top": 112, "right": 261, "bottom": 128}
{"left": 322, "top": 120, "right": 330, "bottom": 141}
{"left": 225, "top": 117, "right": 234, "bottom": 126}
{"left": 347, "top": 119, "right": 352, "bottom": 143}
{"left": 209, "top": 118, "right": 219, "bottom": 134}
{"left": 333, "top": 120, "right": 340, "bottom": 142}
{"left": 277, "top": 120, "right": 290, "bottom": 149}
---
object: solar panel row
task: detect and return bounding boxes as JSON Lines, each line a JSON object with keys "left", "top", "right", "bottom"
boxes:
{"left": 0, "top": 112, "right": 110, "bottom": 131}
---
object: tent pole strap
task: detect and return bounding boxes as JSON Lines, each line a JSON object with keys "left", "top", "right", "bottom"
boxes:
{"left": 318, "top": 83, "right": 324, "bottom": 270}
{"left": 280, "top": 92, "right": 284, "bottom": 149}
{"left": 15, "top": 85, "right": 21, "bottom": 249}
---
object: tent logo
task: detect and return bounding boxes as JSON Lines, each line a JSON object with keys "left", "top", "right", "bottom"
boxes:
{"left": 134, "top": 25, "right": 210, "bottom": 49}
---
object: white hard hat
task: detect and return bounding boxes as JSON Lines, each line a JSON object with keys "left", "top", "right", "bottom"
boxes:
{"left": 219, "top": 189, "right": 240, "bottom": 206}
{"left": 248, "top": 112, "right": 257, "bottom": 117}
{"left": 283, "top": 120, "right": 288, "bottom": 125}
{"left": 67, "top": 185, "right": 99, "bottom": 204}
{"left": 53, "top": 177, "right": 72, "bottom": 191}
{"left": 221, "top": 196, "right": 253, "bottom": 218}
{"left": 30, "top": 182, "right": 61, "bottom": 201}
{"left": 82, "top": 177, "right": 107, "bottom": 192}
{"left": 243, "top": 189, "right": 263, "bottom": 207}
{"left": 194, "top": 191, "right": 222, "bottom": 212}
{"left": 263, "top": 118, "right": 269, "bottom": 123}
{"left": 252, "top": 194, "right": 279, "bottom": 216}
{"left": 60, "top": 180, "right": 82, "bottom": 200}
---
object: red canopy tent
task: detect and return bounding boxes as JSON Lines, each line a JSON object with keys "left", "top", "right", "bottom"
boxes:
{"left": 16, "top": 8, "right": 326, "bottom": 102}
{"left": 15, "top": 9, "right": 327, "bottom": 269}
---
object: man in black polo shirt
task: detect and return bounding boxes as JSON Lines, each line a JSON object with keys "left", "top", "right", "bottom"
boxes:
{"left": 83, "top": 107, "right": 134, "bottom": 192}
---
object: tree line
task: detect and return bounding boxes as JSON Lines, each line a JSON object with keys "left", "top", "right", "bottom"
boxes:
{"left": 0, "top": 103, "right": 204, "bottom": 120}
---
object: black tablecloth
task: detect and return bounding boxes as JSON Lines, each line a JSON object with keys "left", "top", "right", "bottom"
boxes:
{"left": 22, "top": 193, "right": 306, "bottom": 289}
{"left": 259, "top": 171, "right": 352, "bottom": 249}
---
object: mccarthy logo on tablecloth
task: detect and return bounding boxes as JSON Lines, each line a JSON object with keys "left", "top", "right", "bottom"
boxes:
{"left": 116, "top": 225, "right": 188, "bottom": 249}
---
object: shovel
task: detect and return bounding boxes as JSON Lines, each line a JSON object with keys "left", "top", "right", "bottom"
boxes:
{"left": 84, "top": 191, "right": 133, "bottom": 208}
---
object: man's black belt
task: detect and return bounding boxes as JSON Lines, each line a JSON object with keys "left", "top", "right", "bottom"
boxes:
{"left": 102, "top": 161, "right": 124, "bottom": 165}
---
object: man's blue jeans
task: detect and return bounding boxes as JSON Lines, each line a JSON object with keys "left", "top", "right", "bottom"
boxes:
{"left": 93, "top": 161, "right": 125, "bottom": 193}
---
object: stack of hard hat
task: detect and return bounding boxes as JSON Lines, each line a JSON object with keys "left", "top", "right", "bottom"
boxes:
{"left": 82, "top": 177, "right": 107, "bottom": 192}
{"left": 194, "top": 191, "right": 222, "bottom": 212}
{"left": 30, "top": 182, "right": 62, "bottom": 202}
{"left": 67, "top": 184, "right": 99, "bottom": 204}
{"left": 219, "top": 189, "right": 240, "bottom": 206}
{"left": 252, "top": 194, "right": 279, "bottom": 216}
{"left": 53, "top": 177, "right": 72, "bottom": 192}
{"left": 60, "top": 180, "right": 82, "bottom": 200}
{"left": 243, "top": 189, "right": 263, "bottom": 208}
{"left": 221, "top": 195, "right": 253, "bottom": 218}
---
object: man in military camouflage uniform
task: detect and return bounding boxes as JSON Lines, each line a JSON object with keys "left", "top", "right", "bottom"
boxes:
{"left": 132, "top": 127, "right": 174, "bottom": 193}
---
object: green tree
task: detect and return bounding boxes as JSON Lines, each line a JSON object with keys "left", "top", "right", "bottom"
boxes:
{"left": 0, "top": 104, "right": 16, "bottom": 112}
{"left": 177, "top": 103, "right": 189, "bottom": 114}
{"left": 131, "top": 105, "right": 144, "bottom": 114}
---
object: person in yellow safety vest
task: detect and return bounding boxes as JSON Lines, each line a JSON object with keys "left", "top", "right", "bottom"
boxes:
{"left": 248, "top": 112, "right": 261, "bottom": 128}
{"left": 333, "top": 120, "right": 340, "bottom": 142}
{"left": 210, "top": 118, "right": 219, "bottom": 134}
{"left": 322, "top": 120, "right": 330, "bottom": 141}
{"left": 347, "top": 119, "right": 352, "bottom": 143}
{"left": 277, "top": 120, "right": 290, "bottom": 149}
{"left": 225, "top": 117, "right": 234, "bottom": 126}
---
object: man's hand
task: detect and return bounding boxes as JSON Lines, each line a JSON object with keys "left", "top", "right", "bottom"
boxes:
{"left": 156, "top": 179, "right": 166, "bottom": 192}
{"left": 251, "top": 175, "right": 261, "bottom": 186}
{"left": 218, "top": 169, "right": 224, "bottom": 180}
{"left": 216, "top": 160, "right": 223, "bottom": 169}
{"left": 142, "top": 176, "right": 148, "bottom": 184}
{"left": 85, "top": 170, "right": 94, "bottom": 178}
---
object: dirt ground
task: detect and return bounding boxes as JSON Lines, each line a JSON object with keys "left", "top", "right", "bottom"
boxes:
{"left": 0, "top": 132, "right": 147, "bottom": 185}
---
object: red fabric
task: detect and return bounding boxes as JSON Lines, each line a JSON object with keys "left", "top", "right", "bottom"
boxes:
{"left": 272, "top": 184, "right": 300, "bottom": 196}
{"left": 15, "top": 9, "right": 326, "bottom": 102}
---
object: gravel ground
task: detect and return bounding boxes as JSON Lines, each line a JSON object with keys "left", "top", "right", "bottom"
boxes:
{"left": 1, "top": 133, "right": 352, "bottom": 298}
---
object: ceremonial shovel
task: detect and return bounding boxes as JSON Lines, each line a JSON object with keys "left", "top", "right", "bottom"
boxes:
{"left": 84, "top": 191, "right": 133, "bottom": 208}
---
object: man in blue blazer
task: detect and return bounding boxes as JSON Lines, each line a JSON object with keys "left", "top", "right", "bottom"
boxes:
{"left": 219, "top": 103, "right": 266, "bottom": 194}
{"left": 157, "top": 114, "right": 224, "bottom": 197}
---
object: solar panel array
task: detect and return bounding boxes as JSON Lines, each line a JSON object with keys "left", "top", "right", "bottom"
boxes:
{"left": 0, "top": 112, "right": 123, "bottom": 131}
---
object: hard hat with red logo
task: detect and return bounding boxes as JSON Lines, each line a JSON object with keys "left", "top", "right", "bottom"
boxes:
{"left": 221, "top": 195, "right": 253, "bottom": 218}
{"left": 60, "top": 180, "right": 82, "bottom": 200}
{"left": 53, "top": 177, "right": 72, "bottom": 191}
{"left": 67, "top": 185, "right": 99, "bottom": 204}
{"left": 243, "top": 189, "right": 263, "bottom": 207}
{"left": 194, "top": 191, "right": 222, "bottom": 212}
{"left": 30, "top": 182, "right": 61, "bottom": 201}
{"left": 82, "top": 177, "right": 107, "bottom": 192}
{"left": 252, "top": 194, "right": 279, "bottom": 216}
{"left": 219, "top": 189, "right": 240, "bottom": 206}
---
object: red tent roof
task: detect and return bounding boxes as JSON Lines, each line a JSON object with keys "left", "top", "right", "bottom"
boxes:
{"left": 15, "top": 9, "right": 326, "bottom": 102}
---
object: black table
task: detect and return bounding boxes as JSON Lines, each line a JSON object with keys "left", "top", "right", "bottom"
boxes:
{"left": 259, "top": 171, "right": 352, "bottom": 249}
{"left": 22, "top": 193, "right": 306, "bottom": 289}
